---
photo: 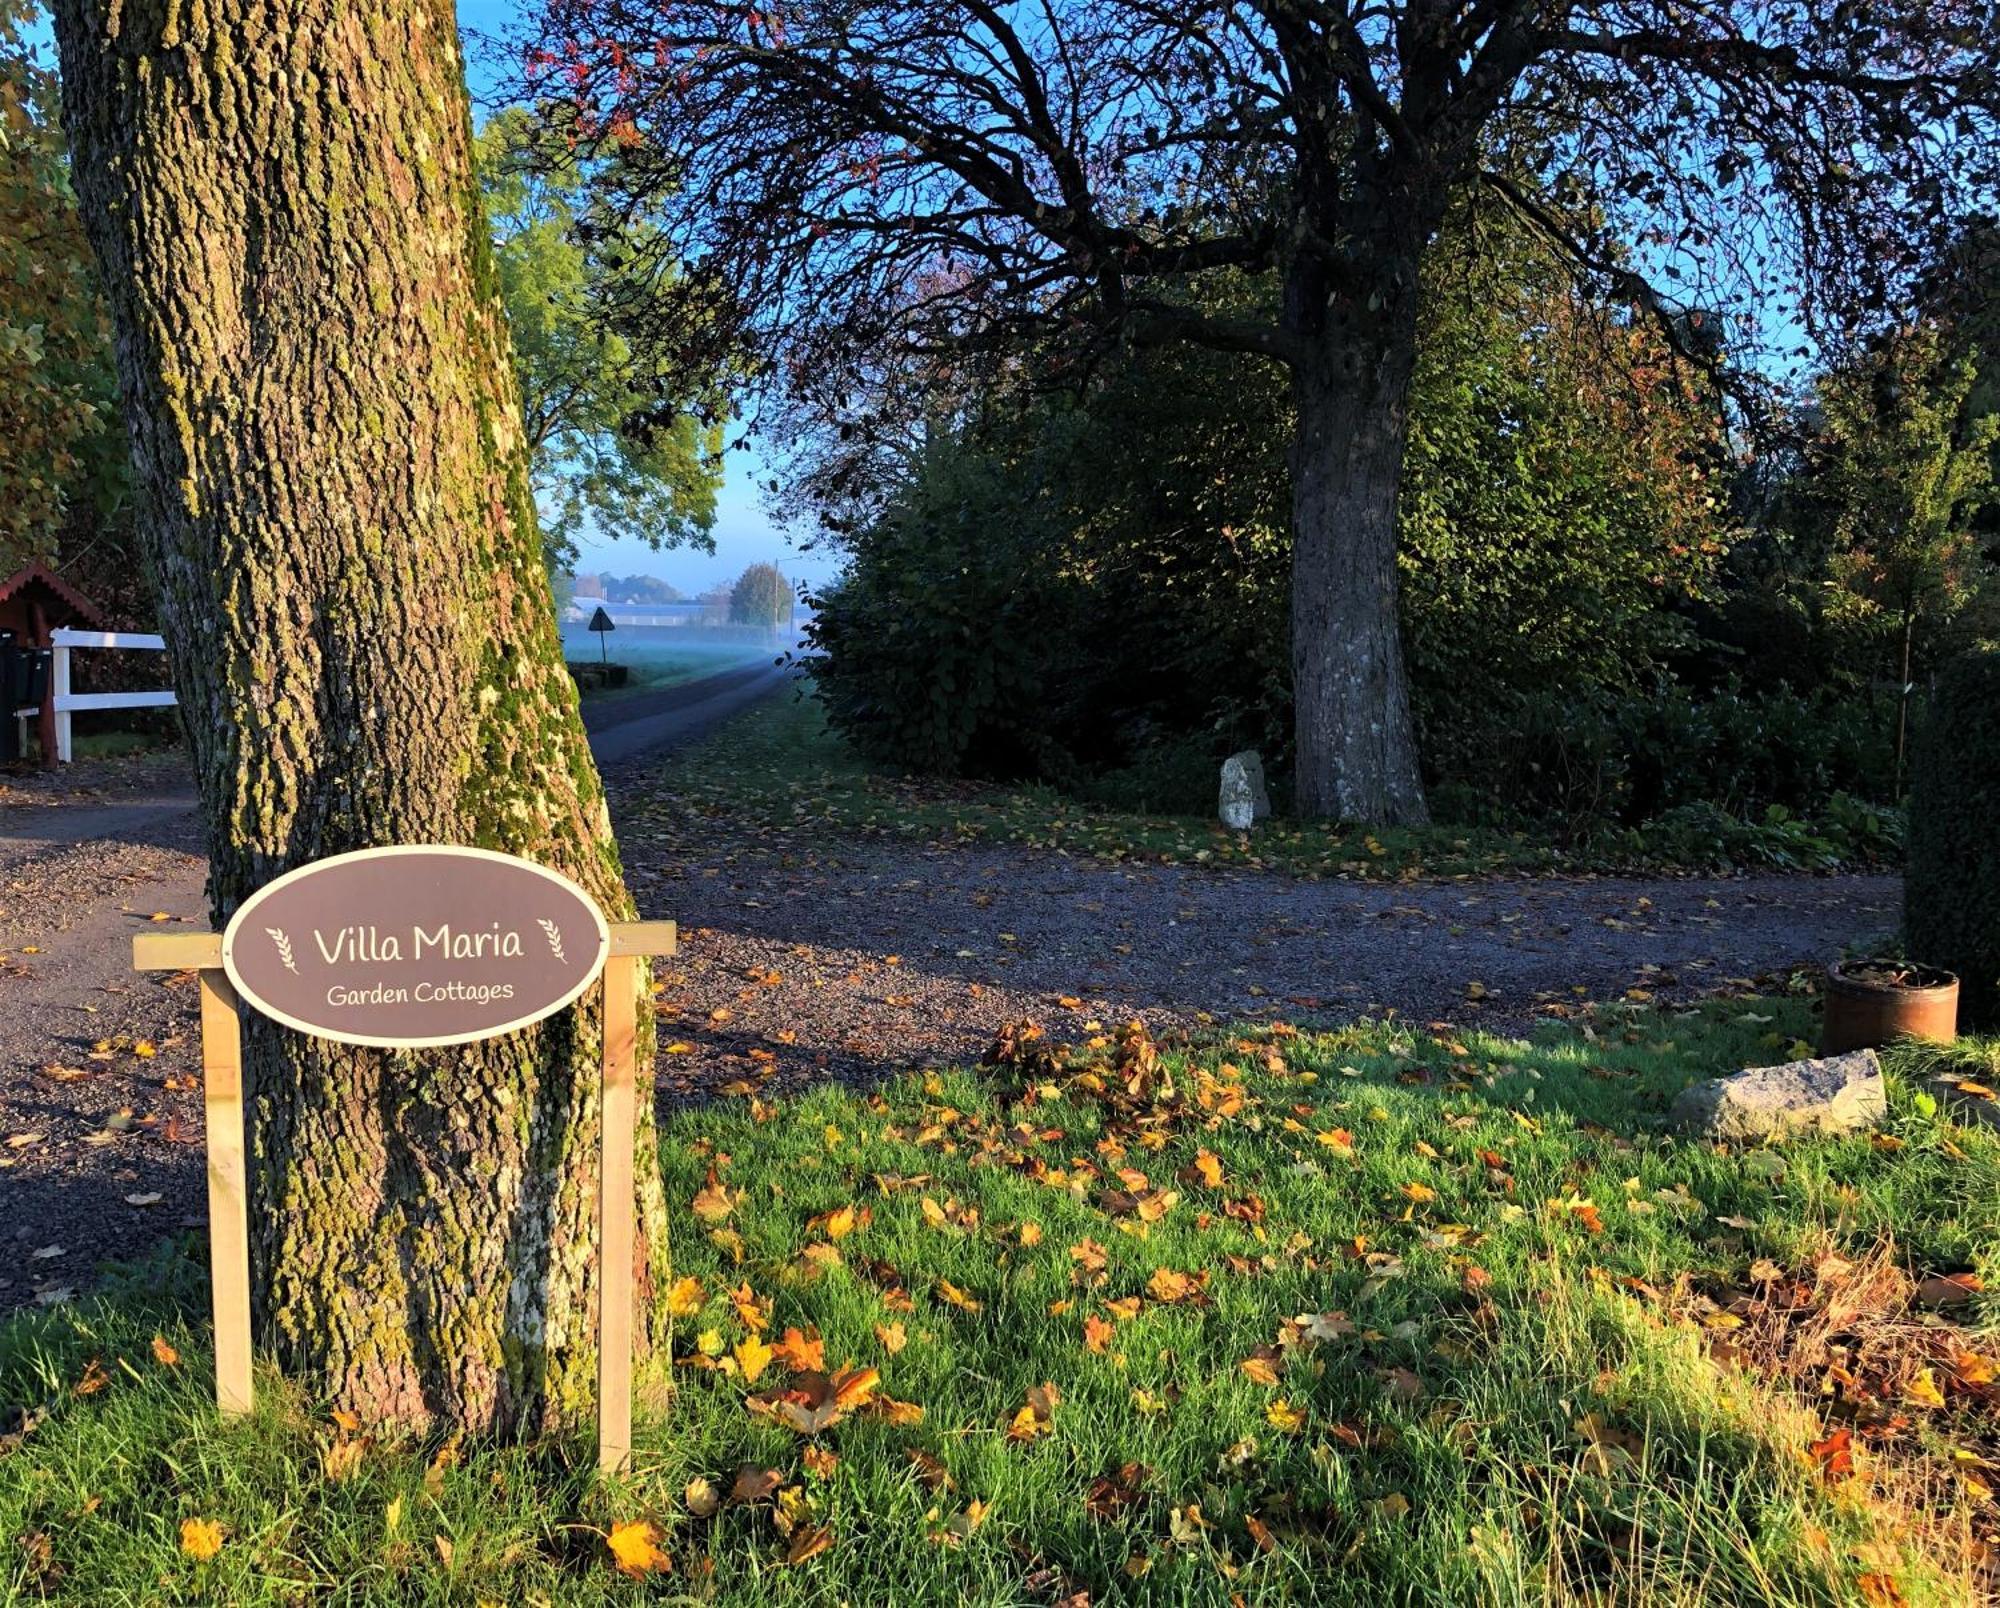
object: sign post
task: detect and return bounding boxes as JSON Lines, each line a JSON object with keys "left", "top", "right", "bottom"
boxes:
{"left": 133, "top": 845, "right": 674, "bottom": 1476}
{"left": 587, "top": 604, "right": 615, "bottom": 665}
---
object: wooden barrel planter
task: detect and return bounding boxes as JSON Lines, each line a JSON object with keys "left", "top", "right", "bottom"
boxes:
{"left": 1821, "top": 960, "right": 1959, "bottom": 1055}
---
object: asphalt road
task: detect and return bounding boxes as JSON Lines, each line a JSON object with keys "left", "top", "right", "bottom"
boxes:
{"left": 579, "top": 657, "right": 796, "bottom": 767}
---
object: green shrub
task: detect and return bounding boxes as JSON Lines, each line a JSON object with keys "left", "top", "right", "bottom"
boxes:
{"left": 1906, "top": 652, "right": 2000, "bottom": 1027}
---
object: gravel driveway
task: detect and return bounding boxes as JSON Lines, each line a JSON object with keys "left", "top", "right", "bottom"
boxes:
{"left": 0, "top": 726, "right": 1899, "bottom": 1311}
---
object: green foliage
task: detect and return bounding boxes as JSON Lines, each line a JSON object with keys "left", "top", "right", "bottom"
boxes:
{"left": 729, "top": 561, "right": 792, "bottom": 632}
{"left": 476, "top": 108, "right": 724, "bottom": 569}
{"left": 645, "top": 693, "right": 1899, "bottom": 879}
{"left": 1430, "top": 681, "right": 1894, "bottom": 834}
{"left": 0, "top": 1, "right": 126, "bottom": 566}
{"left": 1400, "top": 225, "right": 1730, "bottom": 701}
{"left": 1906, "top": 652, "right": 2000, "bottom": 1028}
{"left": 1814, "top": 328, "right": 1995, "bottom": 633}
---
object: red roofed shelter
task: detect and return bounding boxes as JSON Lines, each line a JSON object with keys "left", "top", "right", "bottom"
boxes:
{"left": 0, "top": 564, "right": 107, "bottom": 765}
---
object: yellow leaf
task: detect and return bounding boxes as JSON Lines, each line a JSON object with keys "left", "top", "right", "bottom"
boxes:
{"left": 606, "top": 1519, "right": 670, "bottom": 1578}
{"left": 1266, "top": 1398, "right": 1305, "bottom": 1433}
{"left": 1192, "top": 1149, "right": 1224, "bottom": 1188}
{"left": 937, "top": 1279, "right": 983, "bottom": 1313}
{"left": 1903, "top": 1367, "right": 1946, "bottom": 1410}
{"left": 1400, "top": 1181, "right": 1437, "bottom": 1204}
{"left": 666, "top": 1276, "right": 704, "bottom": 1317}
{"left": 823, "top": 1204, "right": 858, "bottom": 1240}
{"left": 1239, "top": 1356, "right": 1281, "bottom": 1386}
{"left": 179, "top": 1517, "right": 224, "bottom": 1561}
{"left": 875, "top": 1321, "right": 908, "bottom": 1354}
{"left": 735, "top": 1335, "right": 775, "bottom": 1385}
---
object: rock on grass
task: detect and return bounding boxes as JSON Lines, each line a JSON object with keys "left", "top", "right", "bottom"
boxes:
{"left": 1670, "top": 1049, "right": 1886, "bottom": 1141}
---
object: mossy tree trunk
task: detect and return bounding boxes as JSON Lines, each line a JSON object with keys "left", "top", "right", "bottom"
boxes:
{"left": 52, "top": 0, "right": 671, "bottom": 1432}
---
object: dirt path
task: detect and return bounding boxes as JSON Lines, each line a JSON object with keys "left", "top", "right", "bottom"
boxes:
{"left": 611, "top": 795, "right": 1899, "bottom": 1104}
{"left": 0, "top": 728, "right": 1899, "bottom": 1312}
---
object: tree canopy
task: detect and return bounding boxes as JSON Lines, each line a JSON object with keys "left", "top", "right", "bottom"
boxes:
{"left": 0, "top": 0, "right": 122, "bottom": 568}
{"left": 477, "top": 105, "right": 726, "bottom": 569}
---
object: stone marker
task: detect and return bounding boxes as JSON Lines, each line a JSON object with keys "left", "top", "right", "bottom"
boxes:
{"left": 1669, "top": 1048, "right": 1886, "bottom": 1141}
{"left": 1219, "top": 751, "right": 1270, "bottom": 831}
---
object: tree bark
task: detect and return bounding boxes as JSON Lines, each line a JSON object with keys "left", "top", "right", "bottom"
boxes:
{"left": 53, "top": 0, "right": 671, "bottom": 1431}
{"left": 1287, "top": 310, "right": 1431, "bottom": 825}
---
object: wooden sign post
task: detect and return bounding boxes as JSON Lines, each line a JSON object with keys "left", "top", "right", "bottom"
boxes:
{"left": 133, "top": 845, "right": 674, "bottom": 1478}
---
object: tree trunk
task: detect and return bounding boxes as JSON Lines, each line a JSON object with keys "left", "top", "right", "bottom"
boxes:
{"left": 53, "top": 0, "right": 671, "bottom": 1432}
{"left": 1287, "top": 316, "right": 1430, "bottom": 825}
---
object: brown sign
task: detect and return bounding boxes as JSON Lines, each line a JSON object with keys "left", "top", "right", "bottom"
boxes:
{"left": 220, "top": 846, "right": 610, "bottom": 1047}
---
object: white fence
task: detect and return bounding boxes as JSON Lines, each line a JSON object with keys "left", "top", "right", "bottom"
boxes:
{"left": 49, "top": 626, "right": 176, "bottom": 763}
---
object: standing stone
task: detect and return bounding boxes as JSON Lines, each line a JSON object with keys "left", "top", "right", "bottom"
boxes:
{"left": 1669, "top": 1049, "right": 1886, "bottom": 1141}
{"left": 1219, "top": 751, "right": 1271, "bottom": 831}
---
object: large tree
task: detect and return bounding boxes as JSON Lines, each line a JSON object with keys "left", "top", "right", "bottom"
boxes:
{"left": 525, "top": 0, "right": 2000, "bottom": 822}
{"left": 52, "top": 0, "right": 671, "bottom": 1429}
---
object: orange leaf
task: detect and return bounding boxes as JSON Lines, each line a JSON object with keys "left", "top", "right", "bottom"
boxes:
{"left": 1810, "top": 1425, "right": 1854, "bottom": 1478}
{"left": 1239, "top": 1356, "right": 1281, "bottom": 1386}
{"left": 771, "top": 1327, "right": 827, "bottom": 1373}
{"left": 1082, "top": 1314, "right": 1115, "bottom": 1354}
{"left": 786, "top": 1524, "right": 835, "bottom": 1565}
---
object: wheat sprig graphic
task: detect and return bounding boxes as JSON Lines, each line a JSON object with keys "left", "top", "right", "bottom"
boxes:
{"left": 538, "top": 918, "right": 566, "bottom": 962}
{"left": 266, "top": 927, "right": 299, "bottom": 975}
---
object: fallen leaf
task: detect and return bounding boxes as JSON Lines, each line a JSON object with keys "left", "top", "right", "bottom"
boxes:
{"left": 606, "top": 1519, "right": 670, "bottom": 1578}
{"left": 937, "top": 1279, "right": 983, "bottom": 1313}
{"left": 179, "top": 1518, "right": 224, "bottom": 1561}
{"left": 1903, "top": 1367, "right": 1946, "bottom": 1410}
{"left": 151, "top": 1335, "right": 180, "bottom": 1368}
{"left": 786, "top": 1524, "right": 834, "bottom": 1565}
{"left": 735, "top": 1335, "right": 775, "bottom": 1385}
{"left": 1266, "top": 1398, "right": 1305, "bottom": 1434}
{"left": 1916, "top": 1272, "right": 1982, "bottom": 1308}
{"left": 771, "top": 1327, "right": 827, "bottom": 1373}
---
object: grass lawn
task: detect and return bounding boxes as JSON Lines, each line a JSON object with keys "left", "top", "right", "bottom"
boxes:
{"left": 644, "top": 692, "right": 1901, "bottom": 880}
{"left": 3, "top": 1001, "right": 1995, "bottom": 1604}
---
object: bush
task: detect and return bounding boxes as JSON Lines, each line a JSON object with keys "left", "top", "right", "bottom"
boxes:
{"left": 1906, "top": 653, "right": 2000, "bottom": 1027}
{"left": 1425, "top": 680, "right": 1894, "bottom": 834}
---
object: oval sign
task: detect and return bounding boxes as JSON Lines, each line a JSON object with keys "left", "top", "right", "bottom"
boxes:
{"left": 221, "top": 846, "right": 611, "bottom": 1048}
